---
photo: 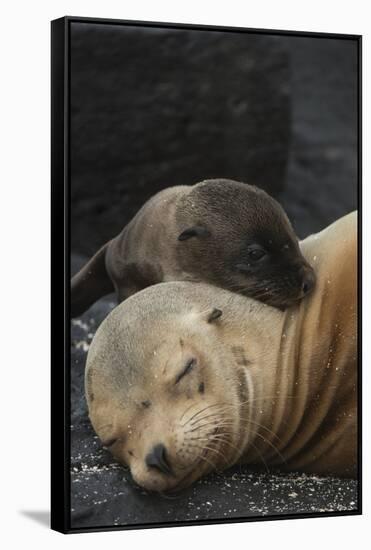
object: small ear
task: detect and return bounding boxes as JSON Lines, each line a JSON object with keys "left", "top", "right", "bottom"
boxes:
{"left": 207, "top": 308, "right": 223, "bottom": 323}
{"left": 178, "top": 226, "right": 210, "bottom": 241}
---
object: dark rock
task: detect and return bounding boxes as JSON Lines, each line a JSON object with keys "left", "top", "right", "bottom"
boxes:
{"left": 277, "top": 36, "right": 358, "bottom": 238}
{"left": 70, "top": 23, "right": 291, "bottom": 256}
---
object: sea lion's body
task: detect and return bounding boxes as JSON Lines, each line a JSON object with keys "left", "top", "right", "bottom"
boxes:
{"left": 86, "top": 212, "right": 357, "bottom": 492}
{"left": 72, "top": 179, "right": 315, "bottom": 316}
{"left": 106, "top": 186, "right": 187, "bottom": 301}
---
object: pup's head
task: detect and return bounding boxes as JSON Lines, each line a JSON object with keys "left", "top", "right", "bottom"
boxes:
{"left": 176, "top": 179, "right": 315, "bottom": 309}
{"left": 85, "top": 284, "right": 250, "bottom": 493}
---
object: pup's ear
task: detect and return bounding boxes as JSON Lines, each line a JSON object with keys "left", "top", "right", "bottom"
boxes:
{"left": 71, "top": 242, "right": 114, "bottom": 318}
{"left": 178, "top": 226, "right": 210, "bottom": 241}
{"left": 188, "top": 307, "right": 223, "bottom": 327}
{"left": 206, "top": 308, "right": 223, "bottom": 324}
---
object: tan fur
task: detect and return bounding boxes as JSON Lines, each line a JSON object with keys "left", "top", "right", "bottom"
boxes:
{"left": 85, "top": 212, "right": 357, "bottom": 491}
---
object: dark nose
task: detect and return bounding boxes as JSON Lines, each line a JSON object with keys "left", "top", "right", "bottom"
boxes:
{"left": 145, "top": 443, "right": 173, "bottom": 476}
{"left": 301, "top": 269, "right": 316, "bottom": 295}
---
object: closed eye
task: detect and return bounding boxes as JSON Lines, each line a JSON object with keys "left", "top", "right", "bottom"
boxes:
{"left": 101, "top": 437, "right": 118, "bottom": 448}
{"left": 175, "top": 358, "right": 197, "bottom": 384}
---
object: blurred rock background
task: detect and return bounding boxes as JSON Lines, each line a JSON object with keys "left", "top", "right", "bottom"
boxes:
{"left": 70, "top": 23, "right": 358, "bottom": 259}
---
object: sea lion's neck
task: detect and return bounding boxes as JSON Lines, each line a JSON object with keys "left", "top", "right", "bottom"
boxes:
{"left": 218, "top": 298, "right": 291, "bottom": 465}
{"left": 220, "top": 291, "right": 315, "bottom": 469}
{"left": 232, "top": 212, "right": 357, "bottom": 470}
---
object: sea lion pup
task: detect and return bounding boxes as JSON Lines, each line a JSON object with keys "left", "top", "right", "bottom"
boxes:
{"left": 85, "top": 211, "right": 357, "bottom": 493}
{"left": 71, "top": 179, "right": 315, "bottom": 316}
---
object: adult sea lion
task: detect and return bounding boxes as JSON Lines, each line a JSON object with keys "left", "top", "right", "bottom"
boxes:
{"left": 71, "top": 179, "right": 315, "bottom": 316}
{"left": 85, "top": 211, "right": 357, "bottom": 493}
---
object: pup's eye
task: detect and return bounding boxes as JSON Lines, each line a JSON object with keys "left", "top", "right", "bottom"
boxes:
{"left": 175, "top": 358, "right": 197, "bottom": 384}
{"left": 248, "top": 247, "right": 266, "bottom": 261}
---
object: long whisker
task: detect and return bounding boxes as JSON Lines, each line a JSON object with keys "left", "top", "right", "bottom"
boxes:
{"left": 220, "top": 395, "right": 300, "bottom": 408}
{"left": 185, "top": 419, "right": 237, "bottom": 434}
{"left": 179, "top": 402, "right": 197, "bottom": 422}
{"left": 238, "top": 418, "right": 285, "bottom": 445}
{"left": 197, "top": 451, "right": 218, "bottom": 472}
{"left": 249, "top": 441, "right": 270, "bottom": 473}
{"left": 189, "top": 408, "right": 233, "bottom": 427}
{"left": 201, "top": 445, "right": 231, "bottom": 470}
{"left": 207, "top": 415, "right": 286, "bottom": 454}
{"left": 181, "top": 403, "right": 226, "bottom": 426}
{"left": 216, "top": 412, "right": 285, "bottom": 445}
{"left": 194, "top": 434, "right": 241, "bottom": 456}
{"left": 189, "top": 415, "right": 286, "bottom": 464}
{"left": 253, "top": 432, "right": 287, "bottom": 465}
{"left": 182, "top": 396, "right": 299, "bottom": 430}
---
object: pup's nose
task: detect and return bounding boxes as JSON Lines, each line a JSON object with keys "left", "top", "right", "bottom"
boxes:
{"left": 145, "top": 443, "right": 173, "bottom": 476}
{"left": 301, "top": 269, "right": 316, "bottom": 295}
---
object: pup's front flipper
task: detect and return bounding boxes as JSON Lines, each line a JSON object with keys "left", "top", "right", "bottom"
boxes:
{"left": 71, "top": 242, "right": 114, "bottom": 318}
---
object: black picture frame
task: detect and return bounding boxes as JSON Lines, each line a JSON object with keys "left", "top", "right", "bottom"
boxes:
{"left": 51, "top": 16, "right": 362, "bottom": 534}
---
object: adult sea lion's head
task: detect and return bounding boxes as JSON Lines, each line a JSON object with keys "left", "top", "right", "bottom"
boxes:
{"left": 85, "top": 282, "right": 258, "bottom": 493}
{"left": 176, "top": 179, "right": 315, "bottom": 309}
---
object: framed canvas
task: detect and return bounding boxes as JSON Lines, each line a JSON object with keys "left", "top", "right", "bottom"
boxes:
{"left": 51, "top": 16, "right": 362, "bottom": 533}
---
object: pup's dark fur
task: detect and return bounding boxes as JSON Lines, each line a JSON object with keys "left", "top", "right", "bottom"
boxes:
{"left": 71, "top": 179, "right": 315, "bottom": 317}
